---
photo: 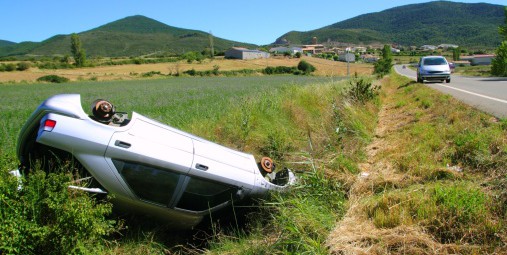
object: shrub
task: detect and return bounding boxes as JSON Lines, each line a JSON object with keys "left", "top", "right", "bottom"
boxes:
{"left": 16, "top": 62, "right": 31, "bottom": 71}
{"left": 0, "top": 169, "right": 117, "bottom": 254}
{"left": 183, "top": 68, "right": 197, "bottom": 76}
{"left": 212, "top": 65, "right": 220, "bottom": 75}
{"left": 297, "top": 60, "right": 316, "bottom": 74}
{"left": 295, "top": 52, "right": 302, "bottom": 58}
{"left": 36, "top": 75, "right": 69, "bottom": 83}
{"left": 263, "top": 66, "right": 297, "bottom": 75}
{"left": 141, "top": 71, "right": 162, "bottom": 77}
{"left": 346, "top": 75, "right": 380, "bottom": 103}
{"left": 2, "top": 63, "right": 16, "bottom": 72}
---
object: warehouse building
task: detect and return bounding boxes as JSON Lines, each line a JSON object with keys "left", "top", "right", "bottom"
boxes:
{"left": 225, "top": 47, "right": 270, "bottom": 60}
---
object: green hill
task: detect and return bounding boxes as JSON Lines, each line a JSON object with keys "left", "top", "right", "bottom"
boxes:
{"left": 0, "top": 40, "right": 16, "bottom": 47}
{"left": 275, "top": 1, "right": 505, "bottom": 48}
{"left": 1, "top": 15, "right": 256, "bottom": 57}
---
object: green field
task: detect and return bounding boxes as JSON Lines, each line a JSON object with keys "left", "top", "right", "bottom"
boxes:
{"left": 2, "top": 73, "right": 506, "bottom": 254}
{"left": 1, "top": 75, "right": 367, "bottom": 254}
{"left": 0, "top": 76, "right": 333, "bottom": 168}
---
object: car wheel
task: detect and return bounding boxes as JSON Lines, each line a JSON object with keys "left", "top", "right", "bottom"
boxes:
{"left": 446, "top": 78, "right": 451, "bottom": 83}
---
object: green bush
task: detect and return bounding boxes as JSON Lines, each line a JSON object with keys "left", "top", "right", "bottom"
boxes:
{"left": 141, "top": 71, "right": 162, "bottom": 77}
{"left": 346, "top": 75, "right": 380, "bottom": 103}
{"left": 0, "top": 169, "right": 117, "bottom": 254}
{"left": 263, "top": 66, "right": 297, "bottom": 75}
{"left": 37, "top": 75, "right": 70, "bottom": 83}
{"left": 1, "top": 63, "right": 16, "bottom": 72}
{"left": 297, "top": 60, "right": 316, "bottom": 74}
{"left": 16, "top": 62, "right": 31, "bottom": 71}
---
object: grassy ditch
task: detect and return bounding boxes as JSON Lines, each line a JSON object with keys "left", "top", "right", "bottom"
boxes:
{"left": 327, "top": 72, "right": 507, "bottom": 254}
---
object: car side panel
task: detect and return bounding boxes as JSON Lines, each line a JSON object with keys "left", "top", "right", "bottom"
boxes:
{"left": 189, "top": 139, "right": 256, "bottom": 191}
{"left": 105, "top": 118, "right": 194, "bottom": 175}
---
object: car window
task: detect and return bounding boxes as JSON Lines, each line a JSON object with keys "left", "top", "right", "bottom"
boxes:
{"left": 176, "top": 177, "right": 237, "bottom": 211}
{"left": 113, "top": 159, "right": 180, "bottom": 206}
{"left": 423, "top": 58, "right": 447, "bottom": 65}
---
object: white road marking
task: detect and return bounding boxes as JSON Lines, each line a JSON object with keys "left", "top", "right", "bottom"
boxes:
{"left": 433, "top": 83, "right": 507, "bottom": 104}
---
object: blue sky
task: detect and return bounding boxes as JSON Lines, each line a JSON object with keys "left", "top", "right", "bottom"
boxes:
{"left": 1, "top": 0, "right": 505, "bottom": 45}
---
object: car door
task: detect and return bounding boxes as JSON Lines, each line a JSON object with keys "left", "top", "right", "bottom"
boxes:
{"left": 189, "top": 139, "right": 256, "bottom": 192}
{"left": 105, "top": 116, "right": 194, "bottom": 206}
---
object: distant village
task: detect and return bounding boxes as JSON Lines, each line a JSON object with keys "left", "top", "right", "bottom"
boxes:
{"left": 224, "top": 37, "right": 495, "bottom": 66}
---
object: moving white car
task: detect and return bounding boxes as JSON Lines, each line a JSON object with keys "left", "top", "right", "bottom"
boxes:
{"left": 417, "top": 56, "right": 451, "bottom": 83}
{"left": 15, "top": 94, "right": 296, "bottom": 228}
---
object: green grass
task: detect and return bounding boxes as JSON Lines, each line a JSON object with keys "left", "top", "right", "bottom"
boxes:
{"left": 0, "top": 76, "right": 329, "bottom": 169}
{"left": 359, "top": 72, "right": 507, "bottom": 252}
{"left": 453, "top": 65, "right": 492, "bottom": 77}
{"left": 1, "top": 75, "right": 370, "bottom": 254}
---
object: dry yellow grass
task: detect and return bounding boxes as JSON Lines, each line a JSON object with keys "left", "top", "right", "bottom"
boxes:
{"left": 0, "top": 56, "right": 373, "bottom": 83}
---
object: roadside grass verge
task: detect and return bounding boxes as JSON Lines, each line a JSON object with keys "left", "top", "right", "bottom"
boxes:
{"left": 350, "top": 72, "right": 507, "bottom": 253}
{"left": 195, "top": 77, "right": 380, "bottom": 254}
{"left": 0, "top": 75, "right": 379, "bottom": 254}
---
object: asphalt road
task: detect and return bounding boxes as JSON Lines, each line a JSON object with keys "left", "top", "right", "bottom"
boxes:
{"left": 394, "top": 65, "right": 507, "bottom": 118}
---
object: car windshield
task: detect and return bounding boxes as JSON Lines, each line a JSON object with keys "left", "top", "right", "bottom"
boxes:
{"left": 423, "top": 58, "right": 447, "bottom": 65}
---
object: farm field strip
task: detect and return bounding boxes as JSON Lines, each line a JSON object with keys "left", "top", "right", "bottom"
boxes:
{"left": 0, "top": 56, "right": 373, "bottom": 83}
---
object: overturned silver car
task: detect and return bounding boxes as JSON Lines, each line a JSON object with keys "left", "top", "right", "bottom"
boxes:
{"left": 16, "top": 94, "right": 295, "bottom": 228}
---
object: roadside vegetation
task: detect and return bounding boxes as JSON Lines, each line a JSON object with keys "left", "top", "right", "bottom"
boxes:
{"left": 1, "top": 68, "right": 507, "bottom": 254}
{"left": 0, "top": 75, "right": 379, "bottom": 254}
{"left": 328, "top": 72, "right": 507, "bottom": 254}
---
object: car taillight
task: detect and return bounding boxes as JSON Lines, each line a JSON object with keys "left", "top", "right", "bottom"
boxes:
{"left": 43, "top": 119, "right": 57, "bottom": 131}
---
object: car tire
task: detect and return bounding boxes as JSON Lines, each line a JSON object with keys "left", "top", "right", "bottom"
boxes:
{"left": 417, "top": 76, "right": 422, "bottom": 83}
{"left": 446, "top": 78, "right": 451, "bottom": 83}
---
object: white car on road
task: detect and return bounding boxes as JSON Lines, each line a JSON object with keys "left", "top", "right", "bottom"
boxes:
{"left": 417, "top": 56, "right": 451, "bottom": 83}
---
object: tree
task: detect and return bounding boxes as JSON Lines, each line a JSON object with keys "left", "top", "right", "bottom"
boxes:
{"left": 491, "top": 42, "right": 507, "bottom": 76}
{"left": 500, "top": 7, "right": 507, "bottom": 40}
{"left": 373, "top": 44, "right": 393, "bottom": 77}
{"left": 70, "top": 33, "right": 86, "bottom": 67}
{"left": 492, "top": 7, "right": 507, "bottom": 77}
{"left": 452, "top": 47, "right": 461, "bottom": 61}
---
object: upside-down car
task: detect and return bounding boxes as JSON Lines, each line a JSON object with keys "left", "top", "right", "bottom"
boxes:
{"left": 14, "top": 94, "right": 295, "bottom": 228}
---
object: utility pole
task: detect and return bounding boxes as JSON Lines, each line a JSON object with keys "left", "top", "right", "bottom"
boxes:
{"left": 346, "top": 49, "right": 350, "bottom": 78}
{"left": 209, "top": 31, "right": 214, "bottom": 59}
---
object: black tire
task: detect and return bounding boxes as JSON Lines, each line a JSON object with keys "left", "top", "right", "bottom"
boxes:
{"left": 417, "top": 76, "right": 422, "bottom": 83}
{"left": 446, "top": 78, "right": 451, "bottom": 83}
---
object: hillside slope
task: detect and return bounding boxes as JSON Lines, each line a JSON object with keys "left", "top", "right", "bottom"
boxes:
{"left": 0, "top": 40, "right": 16, "bottom": 47}
{"left": 276, "top": 1, "right": 505, "bottom": 48}
{"left": 1, "top": 15, "right": 256, "bottom": 57}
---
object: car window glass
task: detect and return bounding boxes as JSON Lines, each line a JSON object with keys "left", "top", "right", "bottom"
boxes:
{"left": 113, "top": 159, "right": 180, "bottom": 206}
{"left": 176, "top": 177, "right": 237, "bottom": 211}
{"left": 423, "top": 58, "right": 447, "bottom": 65}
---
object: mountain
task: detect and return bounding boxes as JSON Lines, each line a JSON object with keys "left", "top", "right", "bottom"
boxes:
{"left": 0, "top": 15, "right": 256, "bottom": 57}
{"left": 275, "top": 1, "right": 505, "bottom": 48}
{"left": 0, "top": 40, "right": 16, "bottom": 47}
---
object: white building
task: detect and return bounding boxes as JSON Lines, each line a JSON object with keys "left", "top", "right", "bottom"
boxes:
{"left": 269, "top": 47, "right": 303, "bottom": 54}
{"left": 225, "top": 47, "right": 270, "bottom": 60}
{"left": 420, "top": 45, "right": 437, "bottom": 51}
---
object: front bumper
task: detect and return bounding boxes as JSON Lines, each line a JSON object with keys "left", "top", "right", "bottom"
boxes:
{"left": 419, "top": 72, "right": 450, "bottom": 81}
